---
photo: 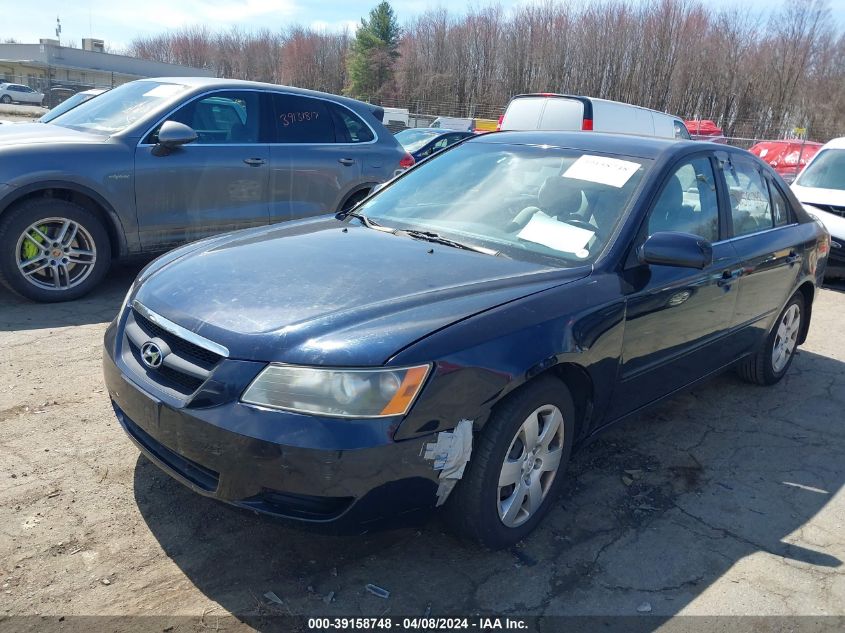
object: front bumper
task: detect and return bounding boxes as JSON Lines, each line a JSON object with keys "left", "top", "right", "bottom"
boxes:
{"left": 103, "top": 321, "right": 440, "bottom": 530}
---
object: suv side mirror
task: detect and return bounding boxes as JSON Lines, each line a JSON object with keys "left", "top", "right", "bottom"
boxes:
{"left": 638, "top": 231, "right": 713, "bottom": 269}
{"left": 154, "top": 121, "right": 197, "bottom": 154}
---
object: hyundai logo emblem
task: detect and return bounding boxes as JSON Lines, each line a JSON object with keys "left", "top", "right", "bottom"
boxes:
{"left": 140, "top": 341, "right": 164, "bottom": 369}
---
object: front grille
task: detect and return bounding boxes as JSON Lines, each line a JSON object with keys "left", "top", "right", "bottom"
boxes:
{"left": 133, "top": 310, "right": 223, "bottom": 367}
{"left": 124, "top": 307, "right": 224, "bottom": 396}
{"left": 242, "top": 489, "right": 354, "bottom": 520}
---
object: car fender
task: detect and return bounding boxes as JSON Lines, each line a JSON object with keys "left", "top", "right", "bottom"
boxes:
{"left": 0, "top": 178, "right": 132, "bottom": 256}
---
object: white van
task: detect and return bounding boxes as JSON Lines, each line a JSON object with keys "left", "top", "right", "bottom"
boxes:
{"left": 499, "top": 94, "right": 690, "bottom": 140}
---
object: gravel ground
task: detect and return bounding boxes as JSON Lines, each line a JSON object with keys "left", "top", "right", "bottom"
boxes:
{"left": 1, "top": 267, "right": 844, "bottom": 629}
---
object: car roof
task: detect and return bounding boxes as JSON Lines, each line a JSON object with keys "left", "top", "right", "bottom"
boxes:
{"left": 470, "top": 130, "right": 723, "bottom": 160}
{"left": 143, "top": 76, "right": 373, "bottom": 111}
{"left": 819, "top": 137, "right": 845, "bottom": 150}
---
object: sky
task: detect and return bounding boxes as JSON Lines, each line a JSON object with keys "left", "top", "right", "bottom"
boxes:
{"left": 1, "top": 0, "right": 844, "bottom": 52}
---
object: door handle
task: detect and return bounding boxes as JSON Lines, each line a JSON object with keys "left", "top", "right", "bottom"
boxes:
{"left": 243, "top": 158, "right": 266, "bottom": 166}
{"left": 338, "top": 158, "right": 355, "bottom": 166}
{"left": 717, "top": 268, "right": 742, "bottom": 287}
{"left": 786, "top": 251, "right": 801, "bottom": 265}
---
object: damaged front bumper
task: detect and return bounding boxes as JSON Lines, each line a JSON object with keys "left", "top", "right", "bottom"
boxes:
{"left": 102, "top": 321, "right": 475, "bottom": 530}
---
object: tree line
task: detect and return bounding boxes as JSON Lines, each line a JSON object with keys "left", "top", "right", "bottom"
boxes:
{"left": 127, "top": 0, "right": 845, "bottom": 141}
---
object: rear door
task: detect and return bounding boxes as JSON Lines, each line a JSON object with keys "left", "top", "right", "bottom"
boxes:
{"left": 134, "top": 90, "right": 270, "bottom": 250}
{"left": 721, "top": 153, "right": 803, "bottom": 352}
{"left": 608, "top": 152, "right": 743, "bottom": 419}
{"left": 267, "top": 93, "right": 371, "bottom": 222}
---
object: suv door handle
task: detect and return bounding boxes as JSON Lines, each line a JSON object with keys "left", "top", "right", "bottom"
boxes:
{"left": 243, "top": 158, "right": 266, "bottom": 166}
{"left": 786, "top": 251, "right": 801, "bottom": 265}
{"left": 338, "top": 158, "right": 355, "bottom": 166}
{"left": 717, "top": 268, "right": 743, "bottom": 286}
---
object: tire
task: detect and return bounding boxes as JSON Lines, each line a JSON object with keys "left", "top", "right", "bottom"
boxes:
{"left": 339, "top": 188, "right": 370, "bottom": 212}
{"left": 737, "top": 292, "right": 805, "bottom": 385}
{"left": 445, "top": 375, "right": 576, "bottom": 549}
{"left": 0, "top": 95, "right": 11, "bottom": 104}
{"left": 0, "top": 198, "right": 112, "bottom": 302}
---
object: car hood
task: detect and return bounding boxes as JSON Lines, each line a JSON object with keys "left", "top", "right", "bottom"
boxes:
{"left": 134, "top": 218, "right": 589, "bottom": 365}
{"left": 792, "top": 184, "right": 845, "bottom": 239}
{"left": 0, "top": 122, "right": 105, "bottom": 146}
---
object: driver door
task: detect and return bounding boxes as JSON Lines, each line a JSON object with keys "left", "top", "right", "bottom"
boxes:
{"left": 134, "top": 90, "right": 270, "bottom": 251}
{"left": 608, "top": 154, "right": 743, "bottom": 419}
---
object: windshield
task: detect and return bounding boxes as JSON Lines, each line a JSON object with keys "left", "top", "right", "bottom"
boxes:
{"left": 40, "top": 92, "right": 101, "bottom": 123}
{"left": 357, "top": 142, "right": 649, "bottom": 265}
{"left": 395, "top": 129, "right": 440, "bottom": 152}
{"left": 49, "top": 81, "right": 190, "bottom": 135}
{"left": 796, "top": 149, "right": 845, "bottom": 191}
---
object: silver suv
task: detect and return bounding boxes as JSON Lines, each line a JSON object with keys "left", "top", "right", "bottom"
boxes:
{"left": 0, "top": 77, "right": 409, "bottom": 301}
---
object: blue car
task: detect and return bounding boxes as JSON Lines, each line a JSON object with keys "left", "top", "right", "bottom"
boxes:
{"left": 104, "top": 132, "right": 829, "bottom": 548}
{"left": 395, "top": 127, "right": 474, "bottom": 162}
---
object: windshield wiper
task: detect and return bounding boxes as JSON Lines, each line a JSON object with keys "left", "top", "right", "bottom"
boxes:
{"left": 400, "top": 230, "right": 501, "bottom": 256}
{"left": 342, "top": 210, "right": 398, "bottom": 234}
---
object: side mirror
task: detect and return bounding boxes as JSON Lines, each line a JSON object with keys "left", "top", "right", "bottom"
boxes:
{"left": 638, "top": 231, "right": 713, "bottom": 269}
{"left": 154, "top": 121, "right": 197, "bottom": 154}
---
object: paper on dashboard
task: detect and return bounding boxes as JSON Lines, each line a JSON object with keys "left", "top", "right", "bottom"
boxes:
{"left": 517, "top": 213, "right": 594, "bottom": 256}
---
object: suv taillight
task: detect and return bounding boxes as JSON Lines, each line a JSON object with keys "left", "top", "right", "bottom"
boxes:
{"left": 496, "top": 115, "right": 504, "bottom": 131}
{"left": 399, "top": 153, "right": 415, "bottom": 169}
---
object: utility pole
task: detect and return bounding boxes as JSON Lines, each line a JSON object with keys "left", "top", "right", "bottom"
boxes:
{"left": 55, "top": 16, "right": 62, "bottom": 47}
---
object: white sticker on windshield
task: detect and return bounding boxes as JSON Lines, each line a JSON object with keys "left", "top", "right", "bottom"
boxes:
{"left": 517, "top": 213, "right": 595, "bottom": 254}
{"left": 562, "top": 154, "right": 641, "bottom": 188}
{"left": 142, "top": 84, "right": 186, "bottom": 98}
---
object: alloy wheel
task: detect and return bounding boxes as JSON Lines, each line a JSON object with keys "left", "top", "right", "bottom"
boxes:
{"left": 772, "top": 303, "right": 801, "bottom": 373}
{"left": 497, "top": 404, "right": 564, "bottom": 528}
{"left": 15, "top": 217, "right": 97, "bottom": 291}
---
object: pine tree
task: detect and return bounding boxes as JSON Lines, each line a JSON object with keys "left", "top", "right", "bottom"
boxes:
{"left": 346, "top": 1, "right": 401, "bottom": 102}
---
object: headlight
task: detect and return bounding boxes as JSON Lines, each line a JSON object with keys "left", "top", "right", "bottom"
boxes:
{"left": 241, "top": 364, "right": 431, "bottom": 418}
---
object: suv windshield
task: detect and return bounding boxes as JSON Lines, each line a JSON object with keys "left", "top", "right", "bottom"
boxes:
{"left": 49, "top": 81, "right": 190, "bottom": 135}
{"left": 357, "top": 142, "right": 649, "bottom": 265}
{"left": 796, "top": 149, "right": 845, "bottom": 191}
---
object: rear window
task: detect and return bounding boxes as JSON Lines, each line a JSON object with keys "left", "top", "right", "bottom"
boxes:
{"left": 500, "top": 98, "right": 547, "bottom": 131}
{"left": 538, "top": 98, "right": 585, "bottom": 131}
{"left": 270, "top": 93, "right": 335, "bottom": 144}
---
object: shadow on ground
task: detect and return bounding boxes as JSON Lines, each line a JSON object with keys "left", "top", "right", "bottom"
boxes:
{"left": 132, "top": 349, "right": 845, "bottom": 624}
{"left": 0, "top": 262, "right": 145, "bottom": 331}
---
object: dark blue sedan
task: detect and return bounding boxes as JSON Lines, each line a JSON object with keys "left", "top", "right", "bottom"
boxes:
{"left": 395, "top": 127, "right": 475, "bottom": 162}
{"left": 103, "top": 132, "right": 830, "bottom": 549}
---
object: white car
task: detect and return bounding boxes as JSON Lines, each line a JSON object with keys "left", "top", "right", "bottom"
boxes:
{"left": 791, "top": 137, "right": 845, "bottom": 278}
{"left": 0, "top": 83, "right": 45, "bottom": 106}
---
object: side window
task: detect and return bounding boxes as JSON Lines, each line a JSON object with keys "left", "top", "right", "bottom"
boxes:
{"left": 725, "top": 158, "right": 774, "bottom": 237}
{"left": 647, "top": 156, "right": 719, "bottom": 242}
{"left": 270, "top": 93, "right": 334, "bottom": 143}
{"left": 327, "top": 103, "right": 374, "bottom": 143}
{"left": 167, "top": 91, "right": 260, "bottom": 144}
{"left": 768, "top": 181, "right": 792, "bottom": 227}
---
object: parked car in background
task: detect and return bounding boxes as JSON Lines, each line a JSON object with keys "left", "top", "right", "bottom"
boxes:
{"left": 791, "top": 137, "right": 845, "bottom": 278}
{"left": 499, "top": 94, "right": 689, "bottom": 139}
{"left": 0, "top": 77, "right": 410, "bottom": 302}
{"left": 40, "top": 88, "right": 107, "bottom": 123}
{"left": 685, "top": 119, "right": 726, "bottom": 143}
{"left": 749, "top": 140, "right": 822, "bottom": 183}
{"left": 104, "top": 131, "right": 827, "bottom": 548}
{"left": 0, "top": 83, "right": 44, "bottom": 106}
{"left": 395, "top": 127, "right": 473, "bottom": 162}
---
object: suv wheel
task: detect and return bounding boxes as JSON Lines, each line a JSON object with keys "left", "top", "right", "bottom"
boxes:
{"left": 445, "top": 376, "right": 575, "bottom": 549}
{"left": 737, "top": 292, "right": 805, "bottom": 385}
{"left": 0, "top": 95, "right": 11, "bottom": 104}
{"left": 0, "top": 198, "right": 112, "bottom": 302}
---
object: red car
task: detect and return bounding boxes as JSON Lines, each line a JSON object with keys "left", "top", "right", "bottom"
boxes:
{"left": 749, "top": 140, "right": 823, "bottom": 183}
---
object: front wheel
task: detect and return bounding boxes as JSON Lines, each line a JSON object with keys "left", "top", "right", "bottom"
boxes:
{"left": 0, "top": 95, "right": 11, "bottom": 104}
{"left": 444, "top": 376, "right": 575, "bottom": 549}
{"left": 737, "top": 292, "right": 805, "bottom": 385}
{"left": 0, "top": 198, "right": 112, "bottom": 302}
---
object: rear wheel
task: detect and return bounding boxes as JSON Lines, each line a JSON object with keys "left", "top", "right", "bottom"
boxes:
{"left": 737, "top": 292, "right": 804, "bottom": 385}
{"left": 445, "top": 376, "right": 575, "bottom": 549}
{"left": 0, "top": 198, "right": 111, "bottom": 302}
{"left": 0, "top": 95, "right": 11, "bottom": 104}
